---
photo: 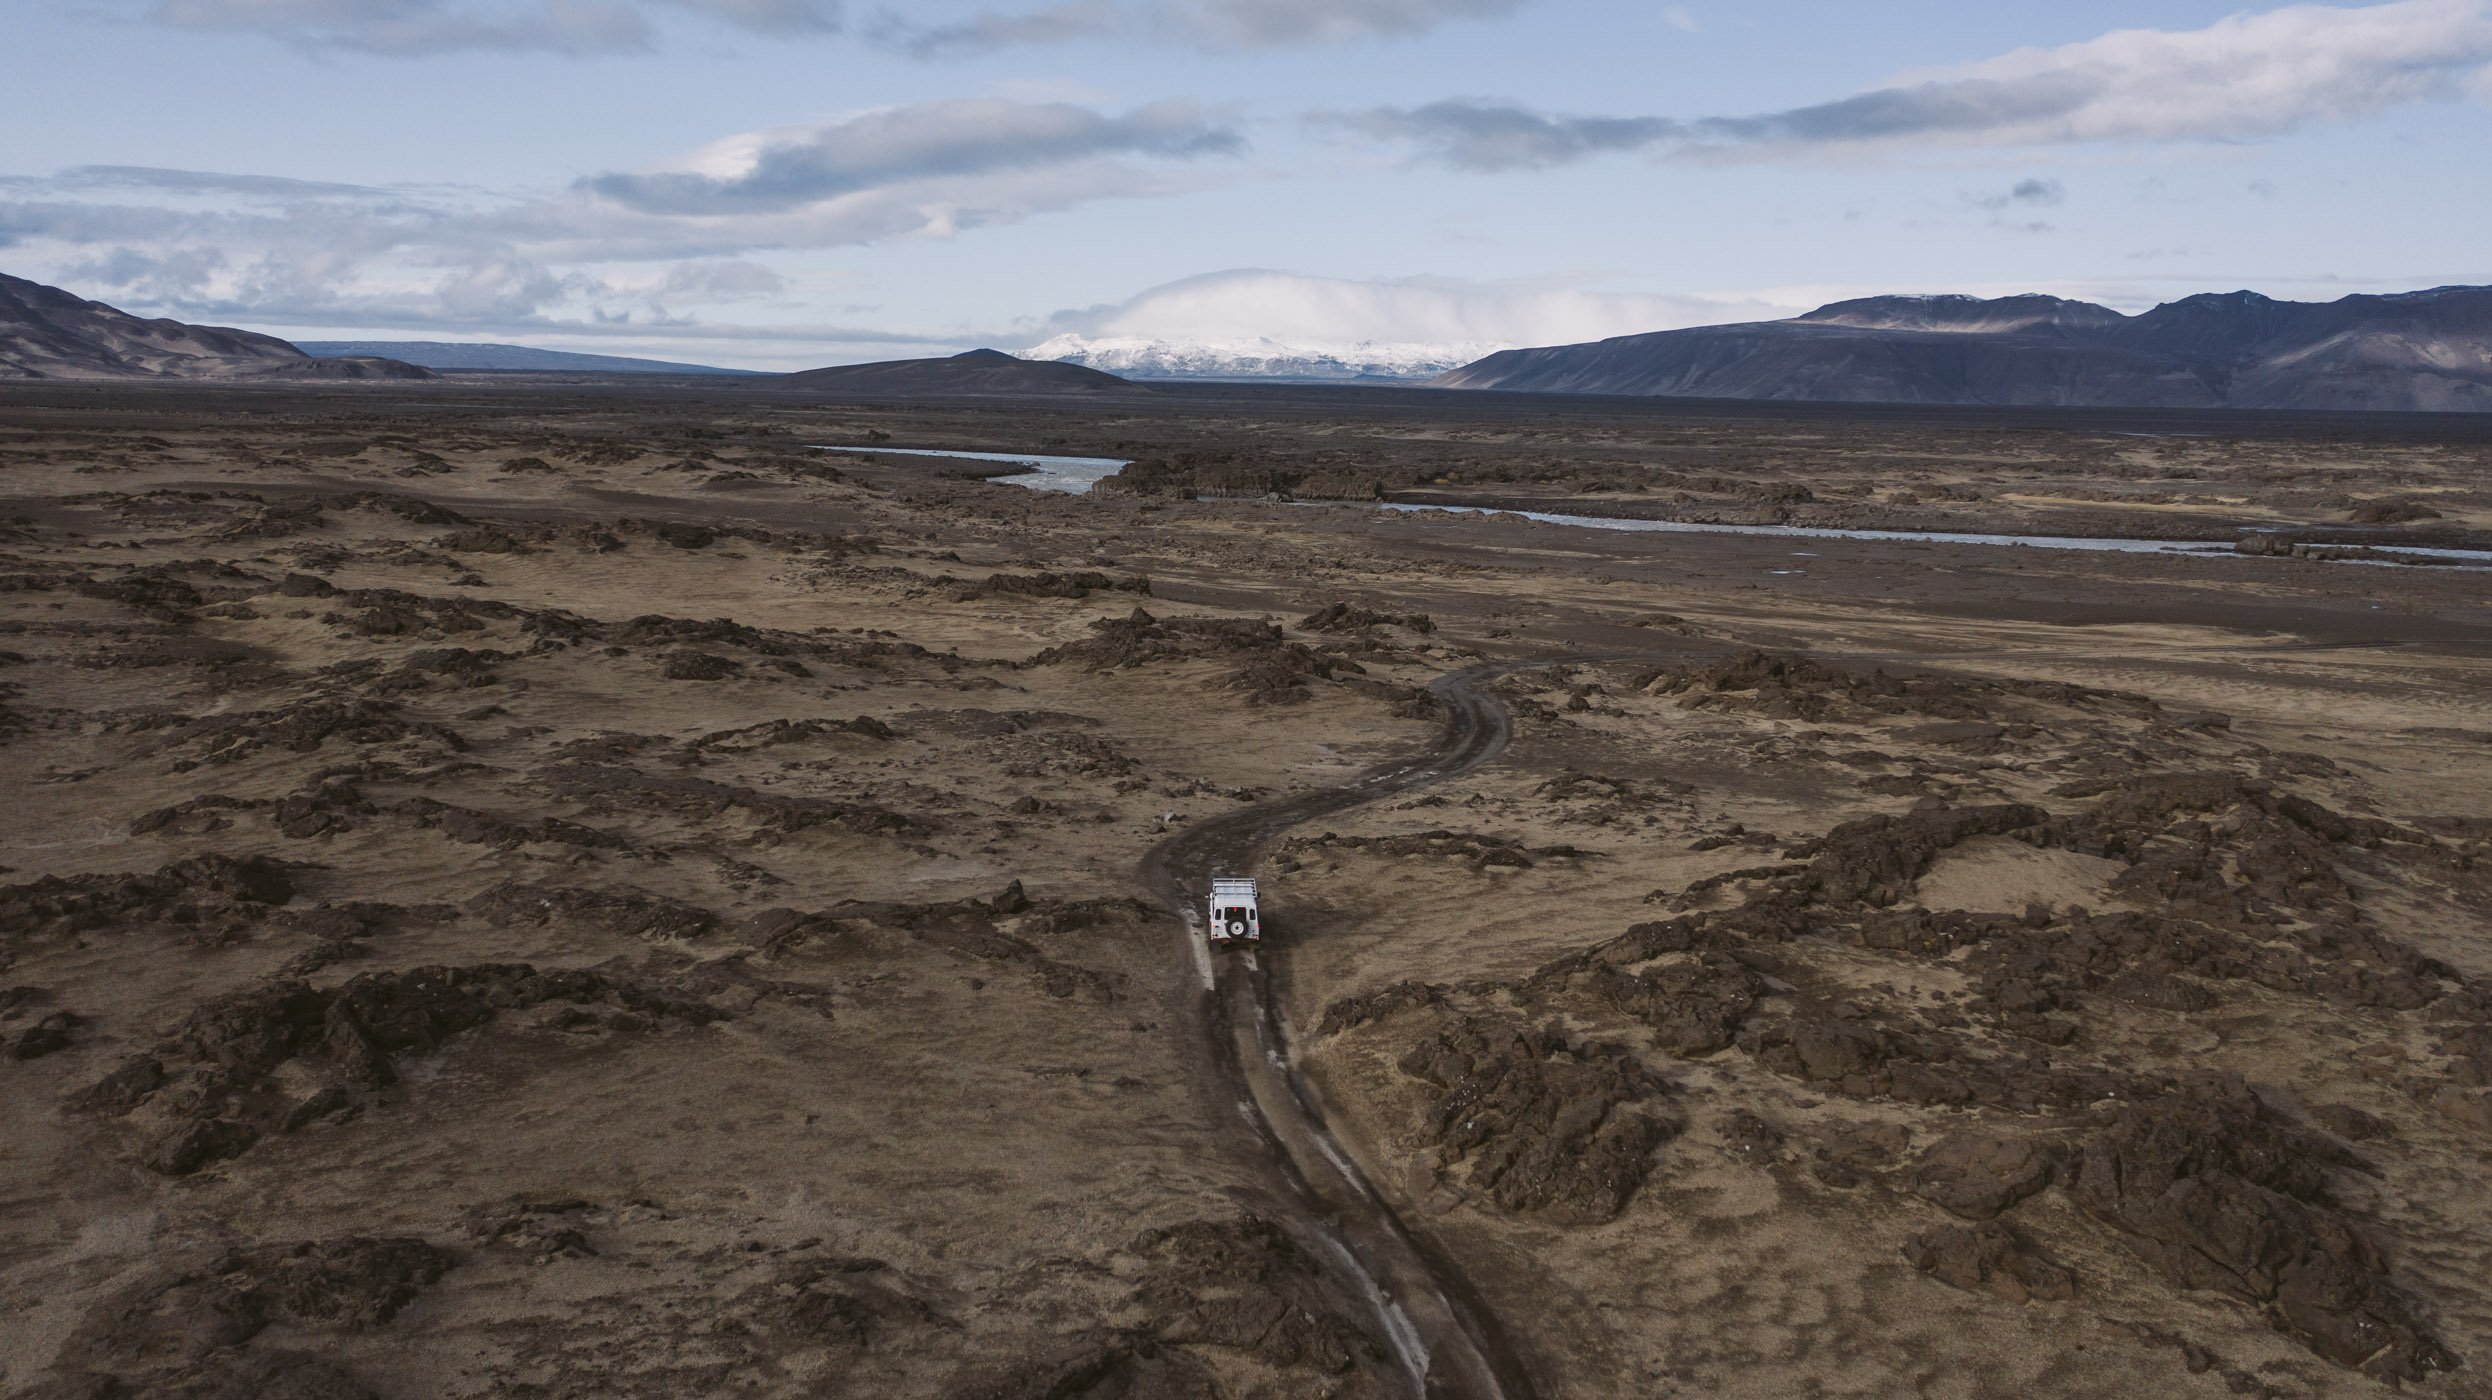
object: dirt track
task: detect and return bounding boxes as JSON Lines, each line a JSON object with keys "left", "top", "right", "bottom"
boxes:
{"left": 1142, "top": 663, "right": 1530, "bottom": 1399}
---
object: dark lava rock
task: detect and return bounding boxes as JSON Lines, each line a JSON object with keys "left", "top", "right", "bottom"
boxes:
{"left": 1642, "top": 650, "right": 2157, "bottom": 726}
{"left": 660, "top": 650, "right": 740, "bottom": 680}
{"left": 1904, "top": 1221, "right": 2076, "bottom": 1304}
{"left": 1299, "top": 602, "right": 1432, "bottom": 634}
{"left": 1315, "top": 980, "right": 1450, "bottom": 1036}
{"left": 74, "top": 570, "right": 205, "bottom": 615}
{"left": 1787, "top": 803, "right": 2048, "bottom": 908}
{"left": 324, "top": 491, "right": 466, "bottom": 527}
{"left": 1719, "top": 1109, "right": 1785, "bottom": 1163}
{"left": 391, "top": 797, "right": 625, "bottom": 851}
{"left": 649, "top": 521, "right": 715, "bottom": 549}
{"left": 956, "top": 570, "right": 1151, "bottom": 601}
{"left": 240, "top": 1237, "right": 453, "bottom": 1329}
{"left": 469, "top": 881, "right": 722, "bottom": 941}
{"left": 141, "top": 1119, "right": 260, "bottom": 1176}
{"left": 462, "top": 1196, "right": 599, "bottom": 1262}
{"left": 689, "top": 715, "right": 898, "bottom": 751}
{"left": 2037, "top": 772, "right": 2428, "bottom": 945}
{"left": 437, "top": 526, "right": 534, "bottom": 554}
{"left": 1740, "top": 1005, "right": 2146, "bottom": 1117}
{"left": 41, "top": 1235, "right": 450, "bottom": 1395}
{"left": 117, "top": 964, "right": 724, "bottom": 1173}
{"left": 29, "top": 1349, "right": 384, "bottom": 1400}
{"left": 1031, "top": 608, "right": 1364, "bottom": 706}
{"left": 835, "top": 892, "right": 1129, "bottom": 1002}
{"left": 1124, "top": 1214, "right": 1376, "bottom": 1376}
{"left": 371, "top": 647, "right": 509, "bottom": 693}
{"left": 174, "top": 697, "right": 465, "bottom": 764}
{"left": 1909, "top": 1131, "right": 2060, "bottom": 1220}
{"left": 68, "top": 1055, "right": 166, "bottom": 1115}
{"left": 1895, "top": 720, "right": 2008, "bottom": 750}
{"left": 0, "top": 855, "right": 295, "bottom": 939}
{"left": 2104, "top": 968, "right": 2220, "bottom": 1013}
{"left": 269, "top": 781, "right": 375, "bottom": 840}
{"left": 951, "top": 1211, "right": 1382, "bottom": 1398}
{"left": 1559, "top": 956, "right": 1762, "bottom": 1056}
{"left": 1397, "top": 1014, "right": 1679, "bottom": 1223}
{"left": 1286, "top": 828, "right": 1549, "bottom": 873}
{"left": 540, "top": 764, "right": 922, "bottom": 839}
{"left": 737, "top": 1255, "right": 946, "bottom": 1348}
{"left": 9, "top": 1009, "right": 84, "bottom": 1059}
{"left": 2067, "top": 1083, "right": 2457, "bottom": 1380}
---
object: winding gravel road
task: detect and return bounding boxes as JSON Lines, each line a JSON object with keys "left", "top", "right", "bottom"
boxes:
{"left": 1140, "top": 663, "right": 1537, "bottom": 1400}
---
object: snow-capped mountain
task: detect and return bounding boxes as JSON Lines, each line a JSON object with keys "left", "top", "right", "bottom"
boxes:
{"left": 1023, "top": 333, "right": 1504, "bottom": 383}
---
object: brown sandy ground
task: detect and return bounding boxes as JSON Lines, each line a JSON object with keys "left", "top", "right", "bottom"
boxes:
{"left": 0, "top": 380, "right": 2488, "bottom": 1399}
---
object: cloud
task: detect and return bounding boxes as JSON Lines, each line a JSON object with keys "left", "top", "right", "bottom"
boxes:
{"left": 872, "top": 0, "right": 1117, "bottom": 54}
{"left": 145, "top": 0, "right": 844, "bottom": 55}
{"left": 1317, "top": 101, "right": 1679, "bottom": 172}
{"left": 0, "top": 98, "right": 1243, "bottom": 338}
{"left": 42, "top": 165, "right": 399, "bottom": 200}
{"left": 62, "top": 246, "right": 233, "bottom": 302}
{"left": 668, "top": 0, "right": 843, "bottom": 33}
{"left": 581, "top": 99, "right": 1239, "bottom": 214}
{"left": 1332, "top": 0, "right": 2492, "bottom": 167}
{"left": 876, "top": 0, "right": 1525, "bottom": 57}
{"left": 1025, "top": 268, "right": 1802, "bottom": 360}
{"left": 1974, "top": 176, "right": 2065, "bottom": 210}
{"left": 658, "top": 258, "right": 787, "bottom": 300}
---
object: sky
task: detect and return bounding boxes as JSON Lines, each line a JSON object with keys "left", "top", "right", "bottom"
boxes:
{"left": 5, "top": 0, "right": 2490, "bottom": 369}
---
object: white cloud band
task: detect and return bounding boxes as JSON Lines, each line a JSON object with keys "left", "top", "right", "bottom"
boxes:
{"left": 1334, "top": 0, "right": 2492, "bottom": 168}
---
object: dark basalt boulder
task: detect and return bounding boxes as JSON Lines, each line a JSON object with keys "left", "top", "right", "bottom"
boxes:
{"left": 1397, "top": 1014, "right": 1680, "bottom": 1222}
{"left": 1905, "top": 1221, "right": 2076, "bottom": 1304}
{"left": 2068, "top": 1085, "right": 2456, "bottom": 1380}
{"left": 1910, "top": 1132, "right": 2061, "bottom": 1221}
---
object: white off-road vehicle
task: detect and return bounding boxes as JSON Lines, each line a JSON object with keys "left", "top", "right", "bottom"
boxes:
{"left": 1207, "top": 877, "right": 1261, "bottom": 945}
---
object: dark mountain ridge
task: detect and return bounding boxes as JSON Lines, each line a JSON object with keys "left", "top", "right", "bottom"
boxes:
{"left": 773, "top": 348, "right": 1147, "bottom": 396}
{"left": 0, "top": 274, "right": 429, "bottom": 382}
{"left": 1436, "top": 285, "right": 2492, "bottom": 412}
{"left": 298, "top": 341, "right": 755, "bottom": 376}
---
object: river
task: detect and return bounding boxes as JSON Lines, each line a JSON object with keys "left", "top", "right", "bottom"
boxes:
{"left": 815, "top": 445, "right": 2492, "bottom": 567}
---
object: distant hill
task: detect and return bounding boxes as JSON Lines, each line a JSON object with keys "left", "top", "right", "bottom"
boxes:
{"left": 1433, "top": 286, "right": 2492, "bottom": 413}
{"left": 298, "top": 341, "right": 757, "bottom": 376}
{"left": 0, "top": 275, "right": 429, "bottom": 382}
{"left": 775, "top": 348, "right": 1147, "bottom": 396}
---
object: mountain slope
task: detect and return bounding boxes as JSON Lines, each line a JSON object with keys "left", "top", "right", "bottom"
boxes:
{"left": 1435, "top": 286, "right": 2492, "bottom": 413}
{"left": 0, "top": 275, "right": 429, "bottom": 381}
{"left": 298, "top": 341, "right": 755, "bottom": 376}
{"left": 774, "top": 348, "right": 1147, "bottom": 396}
